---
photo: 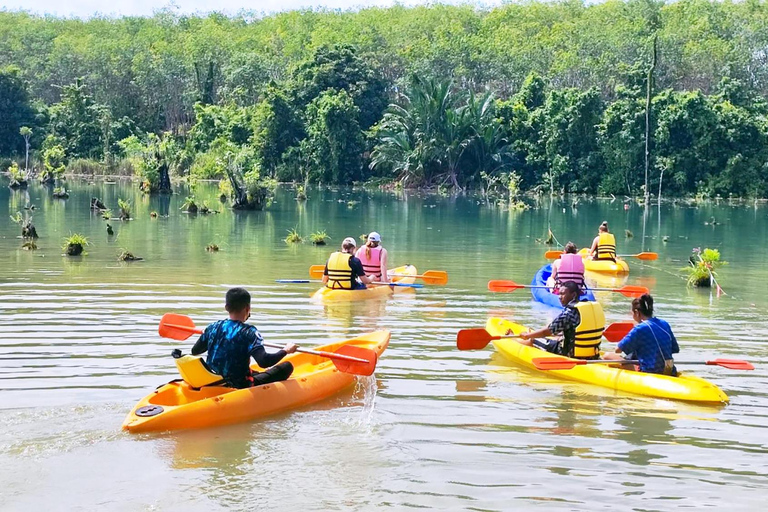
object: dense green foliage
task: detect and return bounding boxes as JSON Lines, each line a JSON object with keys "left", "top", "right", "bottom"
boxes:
{"left": 2, "top": 1, "right": 768, "bottom": 196}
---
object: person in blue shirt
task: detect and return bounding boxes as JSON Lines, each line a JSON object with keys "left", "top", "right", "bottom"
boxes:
{"left": 604, "top": 294, "right": 680, "bottom": 375}
{"left": 191, "top": 287, "right": 297, "bottom": 388}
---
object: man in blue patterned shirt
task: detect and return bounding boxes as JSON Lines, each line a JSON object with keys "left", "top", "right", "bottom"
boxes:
{"left": 192, "top": 288, "right": 297, "bottom": 388}
{"left": 519, "top": 281, "right": 582, "bottom": 357}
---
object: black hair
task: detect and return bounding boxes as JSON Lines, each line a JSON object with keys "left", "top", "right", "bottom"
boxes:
{"left": 225, "top": 287, "right": 251, "bottom": 313}
{"left": 632, "top": 294, "right": 654, "bottom": 317}
{"left": 564, "top": 242, "right": 578, "bottom": 254}
{"left": 560, "top": 281, "right": 580, "bottom": 295}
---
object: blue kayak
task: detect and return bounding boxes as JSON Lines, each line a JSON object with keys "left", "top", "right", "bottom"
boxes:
{"left": 531, "top": 264, "right": 596, "bottom": 309}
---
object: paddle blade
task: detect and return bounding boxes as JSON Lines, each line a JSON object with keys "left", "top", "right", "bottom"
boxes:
{"left": 707, "top": 359, "right": 754, "bottom": 370}
{"left": 602, "top": 321, "right": 635, "bottom": 342}
{"left": 332, "top": 345, "right": 378, "bottom": 376}
{"left": 309, "top": 265, "right": 325, "bottom": 279}
{"left": 487, "top": 280, "right": 523, "bottom": 293}
{"left": 617, "top": 285, "right": 650, "bottom": 298}
{"left": 159, "top": 313, "right": 201, "bottom": 340}
{"left": 635, "top": 252, "right": 658, "bottom": 261}
{"left": 420, "top": 270, "right": 449, "bottom": 285}
{"left": 531, "top": 357, "right": 584, "bottom": 370}
{"left": 457, "top": 329, "right": 495, "bottom": 350}
{"left": 544, "top": 250, "right": 562, "bottom": 259}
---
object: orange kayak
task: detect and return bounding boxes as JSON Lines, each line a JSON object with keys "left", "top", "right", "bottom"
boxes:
{"left": 122, "top": 330, "right": 391, "bottom": 433}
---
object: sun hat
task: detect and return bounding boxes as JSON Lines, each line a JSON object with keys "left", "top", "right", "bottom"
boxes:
{"left": 367, "top": 232, "right": 381, "bottom": 242}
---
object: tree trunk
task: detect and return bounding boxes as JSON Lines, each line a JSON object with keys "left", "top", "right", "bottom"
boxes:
{"left": 644, "top": 35, "right": 657, "bottom": 205}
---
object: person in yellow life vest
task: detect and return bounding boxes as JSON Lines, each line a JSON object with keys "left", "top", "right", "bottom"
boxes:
{"left": 589, "top": 221, "right": 617, "bottom": 261}
{"left": 355, "top": 231, "right": 389, "bottom": 283}
{"left": 518, "top": 281, "right": 604, "bottom": 359}
{"left": 322, "top": 237, "right": 374, "bottom": 290}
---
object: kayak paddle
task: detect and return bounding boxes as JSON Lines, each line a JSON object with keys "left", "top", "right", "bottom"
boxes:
{"left": 487, "top": 280, "right": 649, "bottom": 298}
{"left": 532, "top": 357, "right": 754, "bottom": 371}
{"left": 618, "top": 252, "right": 658, "bottom": 261}
{"left": 276, "top": 279, "right": 424, "bottom": 287}
{"left": 544, "top": 250, "right": 658, "bottom": 261}
{"left": 457, "top": 329, "right": 524, "bottom": 350}
{"left": 311, "top": 264, "right": 439, "bottom": 285}
{"left": 456, "top": 321, "right": 634, "bottom": 350}
{"left": 388, "top": 270, "right": 448, "bottom": 285}
{"left": 158, "top": 313, "right": 378, "bottom": 376}
{"left": 544, "top": 250, "right": 564, "bottom": 259}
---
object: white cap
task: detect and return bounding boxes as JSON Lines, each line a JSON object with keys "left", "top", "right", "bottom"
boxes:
{"left": 342, "top": 237, "right": 357, "bottom": 247}
{"left": 367, "top": 232, "right": 381, "bottom": 242}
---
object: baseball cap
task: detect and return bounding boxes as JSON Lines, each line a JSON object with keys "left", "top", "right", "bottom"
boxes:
{"left": 367, "top": 232, "right": 381, "bottom": 242}
{"left": 342, "top": 237, "right": 357, "bottom": 247}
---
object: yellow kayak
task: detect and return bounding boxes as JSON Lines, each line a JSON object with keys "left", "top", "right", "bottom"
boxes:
{"left": 486, "top": 318, "right": 729, "bottom": 404}
{"left": 123, "top": 330, "right": 391, "bottom": 433}
{"left": 579, "top": 248, "right": 630, "bottom": 274}
{"left": 311, "top": 264, "right": 417, "bottom": 302}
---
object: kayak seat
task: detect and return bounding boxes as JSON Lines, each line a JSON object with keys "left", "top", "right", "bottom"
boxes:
{"left": 173, "top": 352, "right": 226, "bottom": 389}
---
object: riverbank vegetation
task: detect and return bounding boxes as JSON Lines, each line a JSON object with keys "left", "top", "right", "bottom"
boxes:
{"left": 2, "top": 1, "right": 768, "bottom": 198}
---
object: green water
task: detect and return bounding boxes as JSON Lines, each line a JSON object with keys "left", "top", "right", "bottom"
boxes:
{"left": 1, "top": 179, "right": 766, "bottom": 510}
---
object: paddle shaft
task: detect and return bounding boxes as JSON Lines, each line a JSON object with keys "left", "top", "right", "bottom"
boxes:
{"left": 262, "top": 342, "right": 369, "bottom": 363}
{"left": 163, "top": 322, "right": 370, "bottom": 364}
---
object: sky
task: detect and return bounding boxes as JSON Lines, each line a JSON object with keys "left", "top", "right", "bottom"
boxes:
{"left": 0, "top": 0, "right": 497, "bottom": 18}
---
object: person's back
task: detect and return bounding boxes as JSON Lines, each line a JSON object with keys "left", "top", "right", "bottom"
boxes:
{"left": 197, "top": 319, "right": 260, "bottom": 388}
{"left": 590, "top": 221, "right": 616, "bottom": 261}
{"left": 324, "top": 237, "right": 371, "bottom": 290}
{"left": 607, "top": 294, "right": 679, "bottom": 375}
{"left": 191, "top": 287, "right": 296, "bottom": 388}
{"left": 355, "top": 232, "right": 388, "bottom": 282}
{"left": 620, "top": 317, "right": 678, "bottom": 374}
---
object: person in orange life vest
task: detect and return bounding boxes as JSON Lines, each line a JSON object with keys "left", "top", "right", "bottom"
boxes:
{"left": 322, "top": 237, "right": 374, "bottom": 290}
{"left": 355, "top": 231, "right": 389, "bottom": 283}
{"left": 548, "top": 242, "right": 585, "bottom": 293}
{"left": 589, "top": 221, "right": 617, "bottom": 261}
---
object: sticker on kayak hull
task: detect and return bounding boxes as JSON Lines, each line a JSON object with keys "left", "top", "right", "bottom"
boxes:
{"left": 135, "top": 405, "right": 164, "bottom": 417}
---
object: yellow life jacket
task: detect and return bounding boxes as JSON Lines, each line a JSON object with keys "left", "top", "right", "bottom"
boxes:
{"left": 573, "top": 301, "right": 605, "bottom": 359}
{"left": 326, "top": 251, "right": 354, "bottom": 289}
{"left": 174, "top": 354, "right": 225, "bottom": 388}
{"left": 596, "top": 232, "right": 617, "bottom": 261}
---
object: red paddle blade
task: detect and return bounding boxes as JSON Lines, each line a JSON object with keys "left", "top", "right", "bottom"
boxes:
{"left": 635, "top": 252, "right": 658, "bottom": 261}
{"left": 531, "top": 357, "right": 585, "bottom": 370}
{"left": 602, "top": 322, "right": 635, "bottom": 342}
{"left": 309, "top": 265, "right": 325, "bottom": 279}
{"left": 159, "top": 313, "right": 201, "bottom": 340}
{"left": 456, "top": 328, "right": 495, "bottom": 350}
{"left": 332, "top": 345, "right": 378, "bottom": 376}
{"left": 707, "top": 359, "right": 754, "bottom": 370}
{"left": 487, "top": 280, "right": 523, "bottom": 293}
{"left": 420, "top": 270, "right": 448, "bottom": 285}
{"left": 544, "top": 250, "right": 562, "bottom": 259}
{"left": 617, "top": 285, "right": 649, "bottom": 298}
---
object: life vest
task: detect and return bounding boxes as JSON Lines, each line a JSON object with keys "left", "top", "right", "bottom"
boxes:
{"left": 596, "top": 233, "right": 617, "bottom": 261}
{"left": 356, "top": 246, "right": 383, "bottom": 277}
{"left": 555, "top": 253, "right": 585, "bottom": 289}
{"left": 326, "top": 252, "right": 354, "bottom": 289}
{"left": 572, "top": 301, "right": 605, "bottom": 359}
{"left": 174, "top": 354, "right": 225, "bottom": 388}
